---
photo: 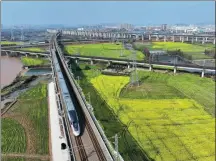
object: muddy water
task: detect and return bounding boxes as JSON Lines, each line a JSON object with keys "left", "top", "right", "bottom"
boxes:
{"left": 1, "top": 56, "right": 23, "bottom": 88}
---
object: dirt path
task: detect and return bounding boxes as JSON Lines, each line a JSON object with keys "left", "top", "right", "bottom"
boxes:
{"left": 2, "top": 113, "right": 37, "bottom": 154}
{"left": 1, "top": 153, "right": 49, "bottom": 160}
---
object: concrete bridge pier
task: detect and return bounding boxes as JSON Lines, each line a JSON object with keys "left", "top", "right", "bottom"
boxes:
{"left": 127, "top": 63, "right": 130, "bottom": 69}
{"left": 172, "top": 36, "right": 175, "bottom": 42}
{"left": 107, "top": 61, "right": 111, "bottom": 66}
{"left": 195, "top": 37, "right": 198, "bottom": 42}
{"left": 25, "top": 54, "right": 28, "bottom": 57}
{"left": 156, "top": 35, "right": 159, "bottom": 41}
{"left": 5, "top": 51, "right": 9, "bottom": 56}
{"left": 36, "top": 55, "right": 39, "bottom": 58}
{"left": 164, "top": 36, "right": 167, "bottom": 42}
{"left": 149, "top": 35, "right": 151, "bottom": 41}
{"left": 174, "top": 66, "right": 177, "bottom": 74}
{"left": 90, "top": 59, "right": 94, "bottom": 65}
{"left": 201, "top": 69, "right": 205, "bottom": 78}
{"left": 75, "top": 59, "right": 78, "bottom": 64}
{"left": 149, "top": 64, "right": 153, "bottom": 71}
{"left": 191, "top": 37, "right": 194, "bottom": 44}
{"left": 181, "top": 37, "right": 184, "bottom": 43}
{"left": 186, "top": 37, "right": 189, "bottom": 41}
{"left": 202, "top": 38, "right": 205, "bottom": 44}
{"left": 213, "top": 38, "right": 216, "bottom": 45}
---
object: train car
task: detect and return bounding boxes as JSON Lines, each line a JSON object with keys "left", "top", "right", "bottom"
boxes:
{"left": 52, "top": 51, "right": 81, "bottom": 136}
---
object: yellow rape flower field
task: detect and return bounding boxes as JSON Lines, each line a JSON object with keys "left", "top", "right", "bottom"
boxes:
{"left": 91, "top": 75, "right": 215, "bottom": 161}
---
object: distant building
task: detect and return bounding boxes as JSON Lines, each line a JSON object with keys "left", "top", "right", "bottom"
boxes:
{"left": 77, "top": 28, "right": 84, "bottom": 31}
{"left": 161, "top": 24, "right": 167, "bottom": 31}
{"left": 120, "top": 23, "right": 134, "bottom": 31}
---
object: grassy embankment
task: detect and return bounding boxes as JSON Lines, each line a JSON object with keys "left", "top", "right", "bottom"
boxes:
{"left": 1, "top": 83, "right": 49, "bottom": 161}
{"left": 134, "top": 42, "right": 214, "bottom": 60}
{"left": 21, "top": 57, "right": 49, "bottom": 66}
{"left": 91, "top": 72, "right": 215, "bottom": 161}
{"left": 64, "top": 43, "right": 145, "bottom": 60}
{"left": 71, "top": 60, "right": 215, "bottom": 161}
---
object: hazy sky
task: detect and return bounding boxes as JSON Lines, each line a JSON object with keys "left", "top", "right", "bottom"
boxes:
{"left": 2, "top": 1, "right": 215, "bottom": 26}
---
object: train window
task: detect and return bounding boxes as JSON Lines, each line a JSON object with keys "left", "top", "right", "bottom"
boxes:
{"left": 61, "top": 143, "right": 67, "bottom": 150}
{"left": 73, "top": 122, "right": 78, "bottom": 129}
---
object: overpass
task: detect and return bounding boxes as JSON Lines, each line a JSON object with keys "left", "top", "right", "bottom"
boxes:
{"left": 2, "top": 48, "right": 215, "bottom": 77}
{"left": 64, "top": 55, "right": 215, "bottom": 77}
{"left": 1, "top": 49, "right": 49, "bottom": 58}
{"left": 1, "top": 40, "right": 110, "bottom": 50}
{"left": 47, "top": 29, "right": 216, "bottom": 44}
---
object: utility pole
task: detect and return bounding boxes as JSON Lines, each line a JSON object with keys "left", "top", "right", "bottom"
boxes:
{"left": 130, "top": 50, "right": 139, "bottom": 86}
{"left": 114, "top": 134, "right": 119, "bottom": 161}
{"left": 120, "top": 40, "right": 124, "bottom": 57}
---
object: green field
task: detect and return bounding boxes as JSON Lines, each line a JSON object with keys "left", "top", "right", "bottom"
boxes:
{"left": 90, "top": 72, "right": 215, "bottom": 161}
{"left": 2, "top": 118, "right": 27, "bottom": 153}
{"left": 120, "top": 82, "right": 185, "bottom": 99}
{"left": 21, "top": 57, "right": 49, "bottom": 66}
{"left": 1, "top": 158, "right": 25, "bottom": 161}
{"left": 16, "top": 83, "right": 49, "bottom": 154}
{"left": 2, "top": 83, "right": 49, "bottom": 155}
{"left": 1, "top": 41, "right": 23, "bottom": 45}
{"left": 134, "top": 42, "right": 214, "bottom": 60}
{"left": 19, "top": 47, "right": 46, "bottom": 52}
{"left": 64, "top": 43, "right": 144, "bottom": 60}
{"left": 70, "top": 62, "right": 149, "bottom": 161}
{"left": 135, "top": 71, "right": 215, "bottom": 116}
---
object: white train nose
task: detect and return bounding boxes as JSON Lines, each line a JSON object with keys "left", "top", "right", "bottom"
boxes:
{"left": 71, "top": 125, "right": 80, "bottom": 136}
{"left": 73, "top": 131, "right": 80, "bottom": 136}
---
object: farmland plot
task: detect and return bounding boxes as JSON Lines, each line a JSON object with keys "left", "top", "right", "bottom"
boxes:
{"left": 91, "top": 74, "right": 215, "bottom": 161}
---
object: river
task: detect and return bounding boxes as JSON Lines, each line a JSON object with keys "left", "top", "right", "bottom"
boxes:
{"left": 1, "top": 56, "right": 23, "bottom": 89}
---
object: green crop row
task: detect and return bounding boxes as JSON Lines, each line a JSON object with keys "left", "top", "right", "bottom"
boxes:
{"left": 2, "top": 118, "right": 27, "bottom": 153}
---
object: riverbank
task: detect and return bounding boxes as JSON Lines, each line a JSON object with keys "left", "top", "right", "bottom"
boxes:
{"left": 1, "top": 56, "right": 51, "bottom": 89}
{"left": 1, "top": 56, "right": 23, "bottom": 88}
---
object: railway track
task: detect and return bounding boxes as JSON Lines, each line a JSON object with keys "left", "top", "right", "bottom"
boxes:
{"left": 85, "top": 117, "right": 107, "bottom": 161}
{"left": 51, "top": 35, "right": 109, "bottom": 161}
{"left": 50, "top": 40, "right": 75, "bottom": 161}
{"left": 74, "top": 136, "right": 88, "bottom": 161}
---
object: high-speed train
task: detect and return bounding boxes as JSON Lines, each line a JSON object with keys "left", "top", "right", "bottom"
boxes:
{"left": 52, "top": 48, "right": 81, "bottom": 136}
